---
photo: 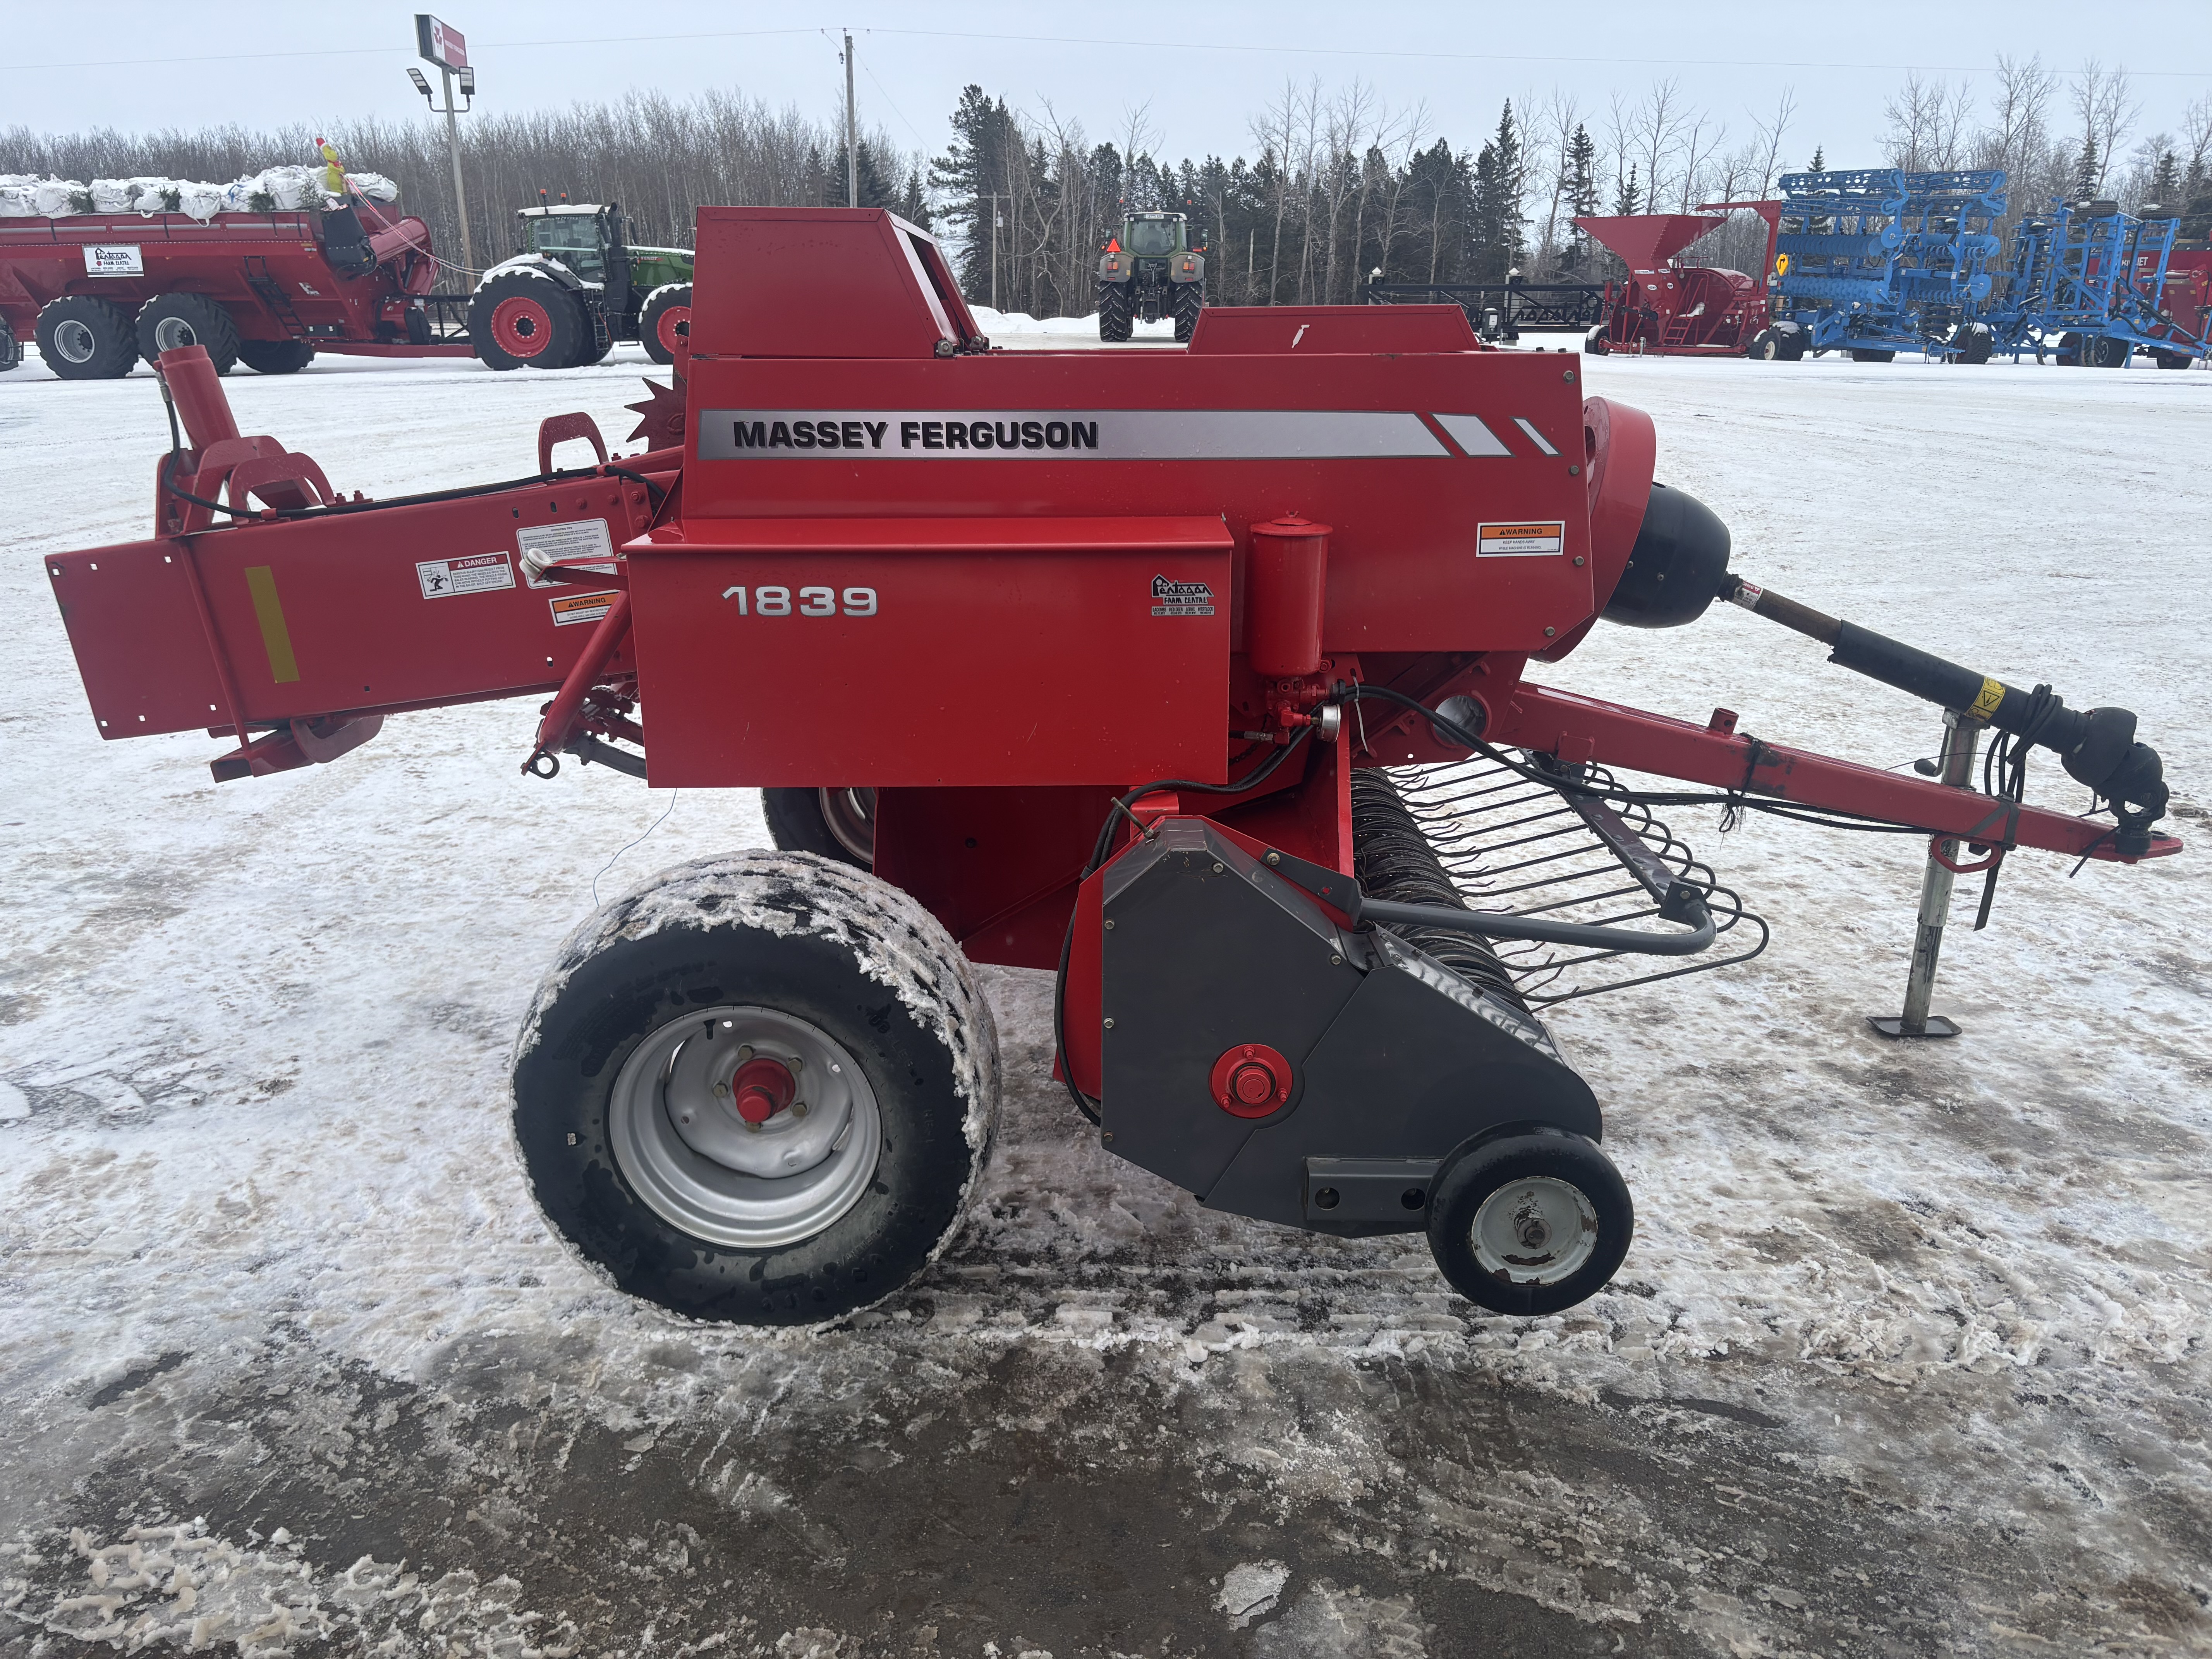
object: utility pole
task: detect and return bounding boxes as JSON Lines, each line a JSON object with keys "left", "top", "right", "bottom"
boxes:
{"left": 843, "top": 32, "right": 859, "bottom": 209}
{"left": 409, "top": 16, "right": 476, "bottom": 275}
{"left": 985, "top": 193, "right": 1008, "bottom": 310}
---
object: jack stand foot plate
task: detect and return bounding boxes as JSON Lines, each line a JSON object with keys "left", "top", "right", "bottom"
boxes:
{"left": 1867, "top": 1015, "right": 1961, "bottom": 1039}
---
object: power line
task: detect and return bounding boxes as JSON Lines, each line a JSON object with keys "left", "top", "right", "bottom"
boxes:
{"left": 19, "top": 24, "right": 2209, "bottom": 77}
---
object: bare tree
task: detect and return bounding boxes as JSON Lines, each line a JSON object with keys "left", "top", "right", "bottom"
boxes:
{"left": 2072, "top": 61, "right": 2140, "bottom": 194}
{"left": 1631, "top": 79, "right": 1689, "bottom": 212}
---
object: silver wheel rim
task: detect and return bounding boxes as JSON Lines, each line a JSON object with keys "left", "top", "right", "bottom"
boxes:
{"left": 153, "top": 314, "right": 199, "bottom": 352}
{"left": 819, "top": 787, "right": 876, "bottom": 864}
{"left": 53, "top": 319, "right": 95, "bottom": 362}
{"left": 1470, "top": 1175, "right": 1600, "bottom": 1285}
{"left": 608, "top": 1004, "right": 881, "bottom": 1249}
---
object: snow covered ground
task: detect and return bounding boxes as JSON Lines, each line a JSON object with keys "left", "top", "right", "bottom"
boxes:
{"left": 1, "top": 336, "right": 2209, "bottom": 1657}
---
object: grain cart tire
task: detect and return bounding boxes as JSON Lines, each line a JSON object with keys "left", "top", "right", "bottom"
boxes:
{"left": 512, "top": 851, "right": 1000, "bottom": 1325}
{"left": 0, "top": 316, "right": 19, "bottom": 371}
{"left": 1097, "top": 283, "right": 1133, "bottom": 343}
{"left": 641, "top": 283, "right": 693, "bottom": 366}
{"left": 1848, "top": 347, "right": 1896, "bottom": 363}
{"left": 236, "top": 338, "right": 316, "bottom": 375}
{"left": 36, "top": 295, "right": 138, "bottom": 380}
{"left": 1426, "top": 1127, "right": 1633, "bottom": 1316}
{"left": 470, "top": 274, "right": 587, "bottom": 371}
{"left": 135, "top": 293, "right": 240, "bottom": 374}
{"left": 762, "top": 787, "right": 876, "bottom": 869}
{"left": 1173, "top": 283, "right": 1203, "bottom": 343}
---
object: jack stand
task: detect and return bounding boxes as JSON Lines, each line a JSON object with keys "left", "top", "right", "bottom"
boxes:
{"left": 1869, "top": 709, "right": 1983, "bottom": 1038}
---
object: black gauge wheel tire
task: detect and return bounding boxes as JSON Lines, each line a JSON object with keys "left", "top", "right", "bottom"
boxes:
{"left": 1848, "top": 347, "right": 1896, "bottom": 363}
{"left": 1427, "top": 1127, "right": 1635, "bottom": 1316}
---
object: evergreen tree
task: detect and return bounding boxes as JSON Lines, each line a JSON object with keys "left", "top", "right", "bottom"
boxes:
{"left": 1613, "top": 162, "right": 1641, "bottom": 216}
{"left": 2074, "top": 132, "right": 2099, "bottom": 198}
{"left": 1809, "top": 144, "right": 1825, "bottom": 172}
{"left": 1565, "top": 123, "right": 1597, "bottom": 265}
{"left": 2148, "top": 149, "right": 2178, "bottom": 207}
{"left": 930, "top": 84, "right": 1018, "bottom": 295}
{"left": 1469, "top": 100, "right": 1526, "bottom": 281}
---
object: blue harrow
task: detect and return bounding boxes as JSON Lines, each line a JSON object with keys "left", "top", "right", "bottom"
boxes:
{"left": 1750, "top": 169, "right": 2208, "bottom": 367}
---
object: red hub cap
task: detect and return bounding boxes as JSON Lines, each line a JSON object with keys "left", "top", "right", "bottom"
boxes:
{"left": 490, "top": 293, "right": 555, "bottom": 357}
{"left": 730, "top": 1056, "right": 796, "bottom": 1125}
{"left": 654, "top": 304, "right": 691, "bottom": 359}
{"left": 1208, "top": 1043, "right": 1293, "bottom": 1118}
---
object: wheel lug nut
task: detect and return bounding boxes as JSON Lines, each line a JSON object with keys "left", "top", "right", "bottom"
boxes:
{"left": 793, "top": 1102, "right": 808, "bottom": 1118}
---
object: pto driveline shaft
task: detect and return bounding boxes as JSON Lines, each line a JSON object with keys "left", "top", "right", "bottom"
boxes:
{"left": 1725, "top": 578, "right": 2080, "bottom": 745}
{"left": 1723, "top": 575, "right": 2168, "bottom": 854}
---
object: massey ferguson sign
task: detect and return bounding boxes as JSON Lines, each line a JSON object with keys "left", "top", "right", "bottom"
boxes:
{"left": 414, "top": 14, "right": 468, "bottom": 71}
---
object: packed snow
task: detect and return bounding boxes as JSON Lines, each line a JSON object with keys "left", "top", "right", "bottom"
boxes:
{"left": 0, "top": 333, "right": 2207, "bottom": 1656}
{"left": 0, "top": 166, "right": 399, "bottom": 221}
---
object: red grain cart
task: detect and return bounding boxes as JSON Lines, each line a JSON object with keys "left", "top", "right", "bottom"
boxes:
{"left": 0, "top": 194, "right": 467, "bottom": 379}
{"left": 38, "top": 208, "right": 2178, "bottom": 1328}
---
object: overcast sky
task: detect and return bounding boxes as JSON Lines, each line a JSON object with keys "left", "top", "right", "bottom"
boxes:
{"left": 15, "top": 2, "right": 2212, "bottom": 178}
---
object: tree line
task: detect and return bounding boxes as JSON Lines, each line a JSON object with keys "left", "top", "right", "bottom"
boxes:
{"left": 5, "top": 58, "right": 2206, "bottom": 313}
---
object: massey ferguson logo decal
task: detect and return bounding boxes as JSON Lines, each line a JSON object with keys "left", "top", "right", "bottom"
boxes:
{"left": 1151, "top": 575, "right": 1215, "bottom": 617}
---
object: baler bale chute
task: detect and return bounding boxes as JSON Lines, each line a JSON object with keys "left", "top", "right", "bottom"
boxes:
{"left": 40, "top": 208, "right": 2180, "bottom": 1327}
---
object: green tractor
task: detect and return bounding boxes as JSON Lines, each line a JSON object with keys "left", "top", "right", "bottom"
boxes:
{"left": 1097, "top": 211, "right": 1206, "bottom": 343}
{"left": 469, "top": 202, "right": 696, "bottom": 371}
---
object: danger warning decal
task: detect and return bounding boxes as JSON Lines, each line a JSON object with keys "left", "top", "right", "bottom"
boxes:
{"left": 1475, "top": 521, "right": 1565, "bottom": 557}
{"left": 417, "top": 553, "right": 515, "bottom": 597}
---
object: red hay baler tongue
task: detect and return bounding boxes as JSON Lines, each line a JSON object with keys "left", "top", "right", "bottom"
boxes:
{"left": 1574, "top": 212, "right": 1724, "bottom": 269}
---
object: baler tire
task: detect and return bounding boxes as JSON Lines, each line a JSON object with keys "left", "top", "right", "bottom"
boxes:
{"left": 0, "top": 317, "right": 19, "bottom": 371}
{"left": 510, "top": 851, "right": 1000, "bottom": 1326}
{"left": 1172, "top": 283, "right": 1203, "bottom": 343}
{"left": 35, "top": 295, "right": 139, "bottom": 380}
{"left": 1097, "top": 283, "right": 1133, "bottom": 343}
{"left": 762, "top": 787, "right": 875, "bottom": 869}
{"left": 641, "top": 283, "right": 692, "bottom": 366}
{"left": 1426, "top": 1127, "right": 1633, "bottom": 1316}
{"left": 134, "top": 292, "right": 240, "bottom": 374}
{"left": 470, "top": 274, "right": 587, "bottom": 371}
{"left": 236, "top": 338, "right": 316, "bottom": 375}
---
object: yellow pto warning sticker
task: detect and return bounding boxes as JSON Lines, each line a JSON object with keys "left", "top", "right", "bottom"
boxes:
{"left": 1476, "top": 521, "right": 1566, "bottom": 557}
{"left": 548, "top": 590, "right": 620, "bottom": 627}
{"left": 1968, "top": 676, "right": 2006, "bottom": 721}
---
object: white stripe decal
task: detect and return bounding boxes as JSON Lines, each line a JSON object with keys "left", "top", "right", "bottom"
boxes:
{"left": 1430, "top": 412, "right": 1511, "bottom": 457}
{"left": 696, "top": 409, "right": 1448, "bottom": 460}
{"left": 1513, "top": 416, "right": 1561, "bottom": 457}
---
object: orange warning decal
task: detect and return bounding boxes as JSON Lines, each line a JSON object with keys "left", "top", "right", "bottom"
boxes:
{"left": 1476, "top": 521, "right": 1566, "bottom": 556}
{"left": 548, "top": 590, "right": 620, "bottom": 627}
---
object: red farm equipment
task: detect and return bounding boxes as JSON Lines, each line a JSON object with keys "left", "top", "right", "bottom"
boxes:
{"left": 0, "top": 189, "right": 467, "bottom": 379}
{"left": 1578, "top": 204, "right": 1781, "bottom": 357}
{"left": 40, "top": 207, "right": 2178, "bottom": 1326}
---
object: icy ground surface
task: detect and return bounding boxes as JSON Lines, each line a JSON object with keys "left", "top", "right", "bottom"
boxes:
{"left": 1, "top": 340, "right": 2209, "bottom": 1657}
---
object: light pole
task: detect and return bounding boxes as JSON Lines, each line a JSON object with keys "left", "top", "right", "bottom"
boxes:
{"left": 409, "top": 15, "right": 476, "bottom": 276}
{"left": 984, "top": 192, "right": 1010, "bottom": 311}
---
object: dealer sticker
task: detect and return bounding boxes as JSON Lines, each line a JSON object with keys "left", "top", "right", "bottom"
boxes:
{"left": 1150, "top": 574, "right": 1216, "bottom": 617}
{"left": 1476, "top": 520, "right": 1565, "bottom": 557}
{"left": 417, "top": 552, "right": 516, "bottom": 598}
{"left": 548, "top": 590, "right": 620, "bottom": 627}
{"left": 518, "top": 519, "right": 617, "bottom": 585}
{"left": 82, "top": 245, "right": 144, "bottom": 276}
